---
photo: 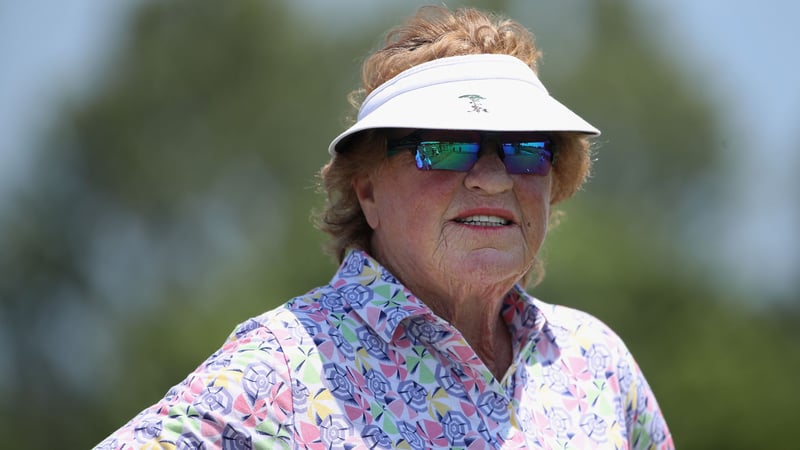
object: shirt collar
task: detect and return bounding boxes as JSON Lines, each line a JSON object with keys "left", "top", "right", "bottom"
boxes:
{"left": 331, "top": 248, "right": 549, "bottom": 346}
{"left": 502, "top": 284, "right": 549, "bottom": 348}
{"left": 330, "top": 249, "right": 432, "bottom": 343}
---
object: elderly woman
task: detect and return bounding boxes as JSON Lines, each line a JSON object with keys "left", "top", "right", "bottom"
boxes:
{"left": 97, "top": 5, "right": 672, "bottom": 450}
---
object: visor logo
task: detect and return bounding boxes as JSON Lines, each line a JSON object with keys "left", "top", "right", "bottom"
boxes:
{"left": 459, "top": 94, "right": 488, "bottom": 113}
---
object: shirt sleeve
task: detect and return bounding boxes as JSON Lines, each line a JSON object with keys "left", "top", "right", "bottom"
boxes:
{"left": 621, "top": 349, "right": 674, "bottom": 450}
{"left": 93, "top": 323, "right": 295, "bottom": 450}
{"left": 550, "top": 300, "right": 675, "bottom": 450}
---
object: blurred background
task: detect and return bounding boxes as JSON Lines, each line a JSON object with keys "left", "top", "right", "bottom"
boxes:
{"left": 1, "top": 0, "right": 798, "bottom": 448}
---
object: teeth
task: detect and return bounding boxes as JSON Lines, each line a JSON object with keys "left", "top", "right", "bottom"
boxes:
{"left": 457, "top": 215, "right": 510, "bottom": 226}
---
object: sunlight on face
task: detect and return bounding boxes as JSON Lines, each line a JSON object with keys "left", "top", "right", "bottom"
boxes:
{"left": 355, "top": 139, "right": 553, "bottom": 304}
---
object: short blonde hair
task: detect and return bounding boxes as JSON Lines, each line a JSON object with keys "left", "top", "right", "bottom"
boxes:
{"left": 315, "top": 6, "right": 593, "bottom": 274}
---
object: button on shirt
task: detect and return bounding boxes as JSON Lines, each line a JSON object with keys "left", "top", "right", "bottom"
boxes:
{"left": 96, "top": 249, "right": 673, "bottom": 449}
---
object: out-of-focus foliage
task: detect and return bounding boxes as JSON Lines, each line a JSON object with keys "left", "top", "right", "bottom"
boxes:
{"left": 0, "top": 0, "right": 796, "bottom": 448}
{"left": 534, "top": 2, "right": 800, "bottom": 448}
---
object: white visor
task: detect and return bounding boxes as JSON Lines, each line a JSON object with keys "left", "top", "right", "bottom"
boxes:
{"left": 328, "top": 53, "right": 599, "bottom": 154}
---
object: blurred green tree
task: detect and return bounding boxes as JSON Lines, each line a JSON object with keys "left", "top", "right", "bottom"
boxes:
{"left": 0, "top": 0, "right": 796, "bottom": 448}
{"left": 0, "top": 0, "right": 363, "bottom": 446}
{"left": 534, "top": 1, "right": 800, "bottom": 448}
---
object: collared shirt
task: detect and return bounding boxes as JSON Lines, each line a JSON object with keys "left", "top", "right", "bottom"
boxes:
{"left": 96, "top": 249, "right": 673, "bottom": 449}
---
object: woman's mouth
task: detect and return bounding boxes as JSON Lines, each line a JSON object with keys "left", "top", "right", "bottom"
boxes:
{"left": 454, "top": 215, "right": 512, "bottom": 227}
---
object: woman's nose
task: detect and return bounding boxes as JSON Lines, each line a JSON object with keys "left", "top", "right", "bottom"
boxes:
{"left": 463, "top": 146, "right": 513, "bottom": 194}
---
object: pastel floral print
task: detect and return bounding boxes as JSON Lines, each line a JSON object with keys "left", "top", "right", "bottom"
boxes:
{"left": 96, "top": 249, "right": 673, "bottom": 449}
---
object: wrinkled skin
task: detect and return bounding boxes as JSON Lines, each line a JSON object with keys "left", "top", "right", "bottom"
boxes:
{"left": 353, "top": 141, "right": 553, "bottom": 378}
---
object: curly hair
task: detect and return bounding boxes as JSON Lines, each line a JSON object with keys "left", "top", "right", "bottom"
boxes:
{"left": 314, "top": 6, "right": 593, "bottom": 280}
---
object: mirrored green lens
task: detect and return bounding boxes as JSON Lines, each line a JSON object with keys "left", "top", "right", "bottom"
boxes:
{"left": 501, "top": 142, "right": 553, "bottom": 175}
{"left": 388, "top": 131, "right": 553, "bottom": 175}
{"left": 416, "top": 141, "right": 479, "bottom": 171}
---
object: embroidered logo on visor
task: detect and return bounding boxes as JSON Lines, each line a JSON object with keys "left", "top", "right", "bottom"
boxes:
{"left": 459, "top": 94, "right": 488, "bottom": 113}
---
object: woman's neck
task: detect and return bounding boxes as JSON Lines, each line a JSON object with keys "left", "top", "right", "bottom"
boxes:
{"left": 425, "top": 289, "right": 514, "bottom": 380}
{"left": 459, "top": 307, "right": 513, "bottom": 380}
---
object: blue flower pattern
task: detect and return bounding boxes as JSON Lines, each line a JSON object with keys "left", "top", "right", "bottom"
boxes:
{"left": 95, "top": 249, "right": 673, "bottom": 449}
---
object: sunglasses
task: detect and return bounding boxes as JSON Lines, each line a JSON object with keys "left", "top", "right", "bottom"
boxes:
{"left": 386, "top": 130, "right": 555, "bottom": 175}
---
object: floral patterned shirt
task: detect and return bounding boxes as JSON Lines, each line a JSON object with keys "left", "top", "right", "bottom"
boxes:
{"left": 96, "top": 249, "right": 673, "bottom": 449}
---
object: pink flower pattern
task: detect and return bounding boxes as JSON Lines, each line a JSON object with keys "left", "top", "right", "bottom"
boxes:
{"left": 96, "top": 249, "right": 673, "bottom": 449}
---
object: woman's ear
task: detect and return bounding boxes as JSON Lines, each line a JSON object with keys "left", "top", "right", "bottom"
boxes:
{"left": 353, "top": 173, "right": 379, "bottom": 230}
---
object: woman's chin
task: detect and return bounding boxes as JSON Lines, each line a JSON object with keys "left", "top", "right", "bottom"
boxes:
{"left": 448, "top": 248, "right": 528, "bottom": 285}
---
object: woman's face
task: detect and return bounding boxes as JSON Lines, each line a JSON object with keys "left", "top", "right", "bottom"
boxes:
{"left": 353, "top": 130, "right": 553, "bottom": 303}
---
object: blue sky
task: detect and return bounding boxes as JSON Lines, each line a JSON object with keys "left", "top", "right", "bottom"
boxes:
{"left": 1, "top": 0, "right": 797, "bottom": 298}
{"left": 641, "top": 0, "right": 799, "bottom": 298}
